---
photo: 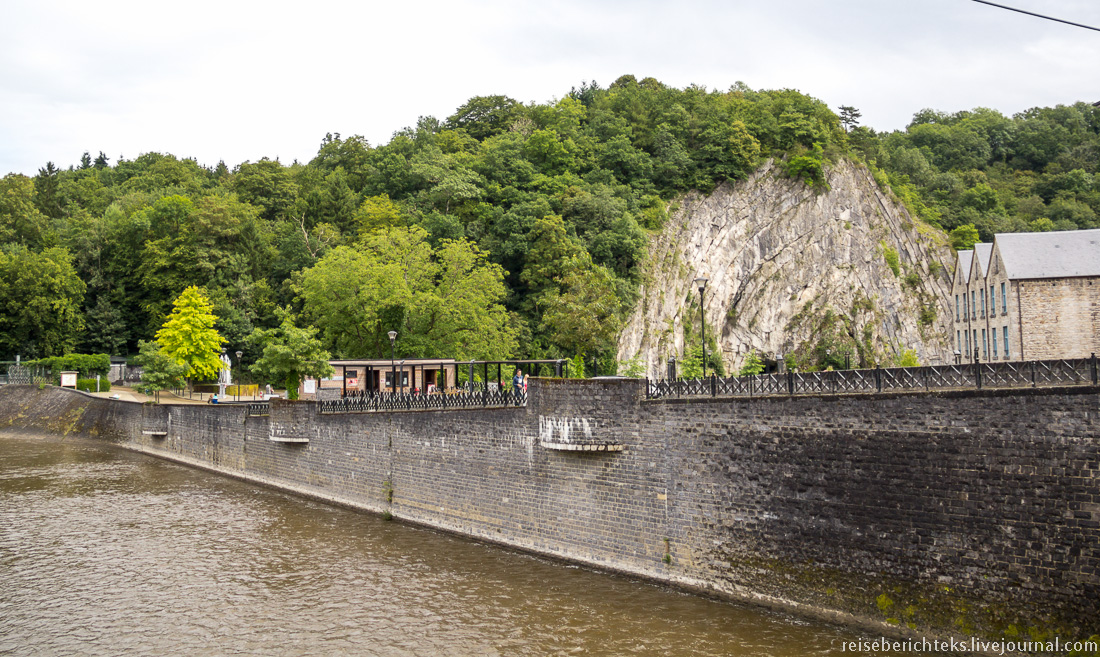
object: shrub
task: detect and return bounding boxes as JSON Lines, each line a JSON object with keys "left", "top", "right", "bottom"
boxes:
{"left": 784, "top": 143, "right": 828, "bottom": 190}
{"left": 738, "top": 350, "right": 765, "bottom": 376}
{"left": 919, "top": 304, "right": 937, "bottom": 326}
{"left": 28, "top": 353, "right": 111, "bottom": 378}
{"left": 882, "top": 245, "right": 901, "bottom": 277}
{"left": 76, "top": 378, "right": 111, "bottom": 393}
{"left": 894, "top": 349, "right": 919, "bottom": 367}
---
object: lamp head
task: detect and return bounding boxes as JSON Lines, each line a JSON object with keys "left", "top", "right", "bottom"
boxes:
{"left": 693, "top": 276, "right": 709, "bottom": 292}
{"left": 235, "top": 350, "right": 243, "bottom": 359}
{"left": 388, "top": 330, "right": 397, "bottom": 343}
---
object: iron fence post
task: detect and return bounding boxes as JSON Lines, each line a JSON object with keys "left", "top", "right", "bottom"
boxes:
{"left": 788, "top": 370, "right": 794, "bottom": 395}
{"left": 1092, "top": 353, "right": 1097, "bottom": 385}
{"left": 975, "top": 356, "right": 982, "bottom": 390}
{"left": 1031, "top": 360, "right": 1036, "bottom": 387}
{"left": 875, "top": 366, "right": 882, "bottom": 392}
{"left": 711, "top": 374, "right": 716, "bottom": 397}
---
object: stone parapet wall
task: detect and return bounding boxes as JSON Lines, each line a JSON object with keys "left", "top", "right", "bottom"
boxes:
{"left": 0, "top": 381, "right": 1096, "bottom": 644}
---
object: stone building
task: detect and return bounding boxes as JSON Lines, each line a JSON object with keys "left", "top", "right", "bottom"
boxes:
{"left": 950, "top": 228, "right": 1100, "bottom": 362}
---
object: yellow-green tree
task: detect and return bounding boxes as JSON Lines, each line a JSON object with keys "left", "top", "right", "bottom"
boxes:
{"left": 155, "top": 286, "right": 225, "bottom": 385}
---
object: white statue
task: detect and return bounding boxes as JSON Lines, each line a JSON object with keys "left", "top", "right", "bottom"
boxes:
{"left": 218, "top": 351, "right": 232, "bottom": 396}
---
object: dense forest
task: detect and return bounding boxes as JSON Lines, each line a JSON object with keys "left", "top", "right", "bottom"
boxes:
{"left": 2, "top": 74, "right": 1098, "bottom": 380}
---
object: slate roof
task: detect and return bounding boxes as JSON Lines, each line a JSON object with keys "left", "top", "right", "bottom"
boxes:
{"left": 956, "top": 250, "right": 974, "bottom": 284}
{"left": 973, "top": 243, "right": 993, "bottom": 277}
{"left": 995, "top": 228, "right": 1100, "bottom": 280}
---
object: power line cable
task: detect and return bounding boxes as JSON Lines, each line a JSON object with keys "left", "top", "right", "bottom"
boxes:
{"left": 970, "top": 0, "right": 1100, "bottom": 32}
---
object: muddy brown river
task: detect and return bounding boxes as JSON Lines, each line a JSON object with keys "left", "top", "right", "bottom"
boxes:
{"left": 0, "top": 432, "right": 923, "bottom": 656}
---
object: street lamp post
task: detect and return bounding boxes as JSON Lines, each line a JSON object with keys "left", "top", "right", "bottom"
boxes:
{"left": 693, "top": 276, "right": 709, "bottom": 379}
{"left": 235, "top": 350, "right": 242, "bottom": 401}
{"left": 388, "top": 331, "right": 397, "bottom": 394}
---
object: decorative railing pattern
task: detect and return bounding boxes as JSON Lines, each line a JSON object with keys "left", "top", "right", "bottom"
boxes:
{"left": 319, "top": 389, "right": 527, "bottom": 414}
{"left": 646, "top": 356, "right": 1100, "bottom": 400}
{"left": 4, "top": 366, "right": 51, "bottom": 386}
{"left": 247, "top": 402, "right": 270, "bottom": 417}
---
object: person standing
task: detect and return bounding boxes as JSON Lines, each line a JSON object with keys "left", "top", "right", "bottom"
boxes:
{"left": 512, "top": 369, "right": 524, "bottom": 405}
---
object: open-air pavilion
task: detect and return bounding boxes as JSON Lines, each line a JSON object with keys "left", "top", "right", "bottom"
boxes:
{"left": 301, "top": 358, "right": 570, "bottom": 398}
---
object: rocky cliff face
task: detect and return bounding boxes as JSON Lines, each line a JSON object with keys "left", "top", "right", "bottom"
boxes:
{"left": 618, "top": 159, "right": 955, "bottom": 377}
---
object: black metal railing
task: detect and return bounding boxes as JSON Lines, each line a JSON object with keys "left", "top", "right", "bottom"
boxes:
{"left": 319, "top": 388, "right": 527, "bottom": 414}
{"left": 247, "top": 402, "right": 270, "bottom": 417}
{"left": 646, "top": 355, "right": 1099, "bottom": 400}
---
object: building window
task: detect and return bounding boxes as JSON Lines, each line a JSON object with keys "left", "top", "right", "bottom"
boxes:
{"left": 384, "top": 371, "right": 410, "bottom": 387}
{"left": 982, "top": 329, "right": 987, "bottom": 358}
{"left": 964, "top": 294, "right": 969, "bottom": 319}
{"left": 981, "top": 289, "right": 986, "bottom": 317}
{"left": 993, "top": 329, "right": 998, "bottom": 357}
{"left": 957, "top": 330, "right": 961, "bottom": 353}
{"left": 1004, "top": 326, "right": 1010, "bottom": 358}
{"left": 971, "top": 291, "right": 977, "bottom": 319}
{"left": 965, "top": 331, "right": 971, "bottom": 357}
{"left": 973, "top": 330, "right": 978, "bottom": 359}
{"left": 989, "top": 285, "right": 995, "bottom": 314}
{"left": 1001, "top": 283, "right": 1007, "bottom": 314}
{"left": 955, "top": 295, "right": 960, "bottom": 321}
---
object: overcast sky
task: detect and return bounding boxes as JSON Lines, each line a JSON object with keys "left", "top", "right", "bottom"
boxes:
{"left": 2, "top": 0, "right": 1097, "bottom": 176}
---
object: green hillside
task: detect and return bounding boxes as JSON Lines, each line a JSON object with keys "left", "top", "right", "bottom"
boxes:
{"left": 2, "top": 75, "right": 1097, "bottom": 377}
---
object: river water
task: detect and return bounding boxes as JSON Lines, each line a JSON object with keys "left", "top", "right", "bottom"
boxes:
{"left": 0, "top": 432, "right": 911, "bottom": 656}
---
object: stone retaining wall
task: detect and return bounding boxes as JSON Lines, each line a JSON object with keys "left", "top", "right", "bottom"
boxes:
{"left": 0, "top": 380, "right": 1096, "bottom": 645}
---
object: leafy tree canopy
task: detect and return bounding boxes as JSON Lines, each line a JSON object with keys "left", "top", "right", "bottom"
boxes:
{"left": 247, "top": 307, "right": 334, "bottom": 400}
{"left": 296, "top": 226, "right": 517, "bottom": 361}
{"left": 133, "top": 339, "right": 188, "bottom": 401}
{"left": 10, "top": 75, "right": 1097, "bottom": 374}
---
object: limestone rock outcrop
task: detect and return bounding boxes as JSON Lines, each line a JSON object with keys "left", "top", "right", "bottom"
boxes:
{"left": 618, "top": 159, "right": 955, "bottom": 377}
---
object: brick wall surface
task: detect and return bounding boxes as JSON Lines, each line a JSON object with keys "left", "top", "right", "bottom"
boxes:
{"left": 0, "top": 381, "right": 1096, "bottom": 642}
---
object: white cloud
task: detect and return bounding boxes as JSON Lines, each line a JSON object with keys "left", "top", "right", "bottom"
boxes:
{"left": 2, "top": 0, "right": 1098, "bottom": 175}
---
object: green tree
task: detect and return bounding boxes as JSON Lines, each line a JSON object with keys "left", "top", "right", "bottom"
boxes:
{"left": 231, "top": 158, "right": 300, "bottom": 221}
{"left": 446, "top": 95, "right": 524, "bottom": 140}
{"left": 154, "top": 286, "right": 226, "bottom": 385}
{"left": 0, "top": 174, "right": 53, "bottom": 249}
{"left": 354, "top": 194, "right": 408, "bottom": 235}
{"left": 138, "top": 194, "right": 274, "bottom": 332}
{"left": 540, "top": 255, "right": 623, "bottom": 357}
{"left": 617, "top": 353, "right": 645, "bottom": 377}
{"left": 296, "top": 227, "right": 517, "bottom": 360}
{"left": 949, "top": 224, "right": 980, "bottom": 251}
{"left": 247, "top": 308, "right": 334, "bottom": 400}
{"left": 519, "top": 214, "right": 585, "bottom": 305}
{"left": 134, "top": 339, "right": 188, "bottom": 402}
{"left": 838, "top": 106, "right": 862, "bottom": 132}
{"left": 0, "top": 246, "right": 86, "bottom": 359}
